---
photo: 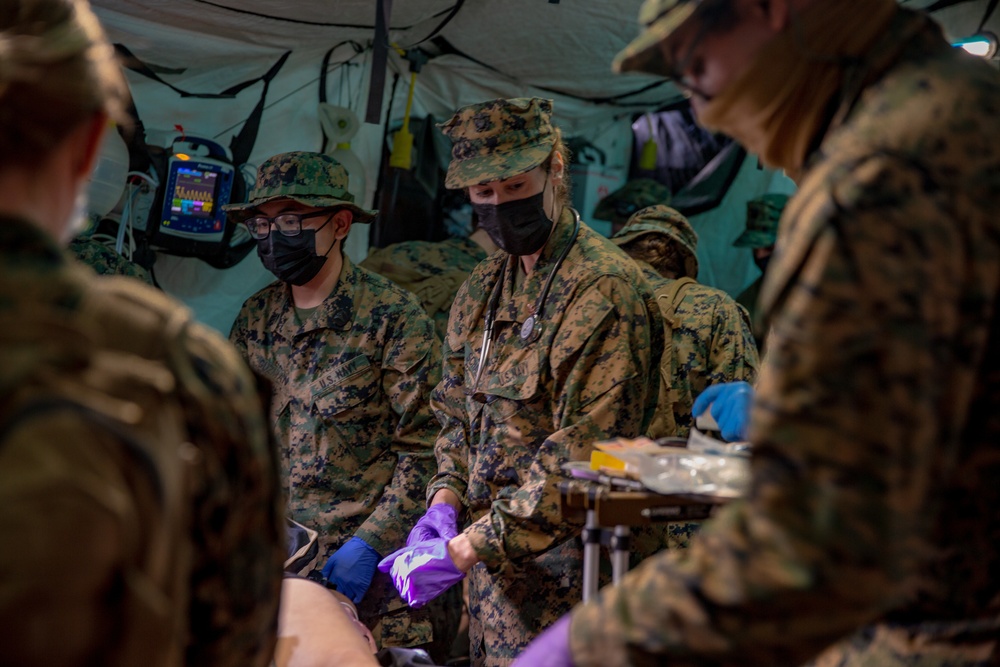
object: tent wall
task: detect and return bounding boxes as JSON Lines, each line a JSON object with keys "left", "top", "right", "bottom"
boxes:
{"left": 89, "top": 0, "right": 999, "bottom": 334}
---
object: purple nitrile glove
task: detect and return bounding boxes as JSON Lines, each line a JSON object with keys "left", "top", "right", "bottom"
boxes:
{"left": 377, "top": 537, "right": 465, "bottom": 608}
{"left": 692, "top": 381, "right": 754, "bottom": 442}
{"left": 320, "top": 536, "right": 380, "bottom": 604}
{"left": 406, "top": 503, "right": 459, "bottom": 547}
{"left": 512, "top": 614, "right": 575, "bottom": 667}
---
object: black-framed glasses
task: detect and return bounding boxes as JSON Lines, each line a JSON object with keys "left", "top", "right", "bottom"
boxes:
{"left": 244, "top": 210, "right": 330, "bottom": 240}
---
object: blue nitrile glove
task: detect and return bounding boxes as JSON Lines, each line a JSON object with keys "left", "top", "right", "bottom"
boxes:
{"left": 692, "top": 381, "right": 754, "bottom": 442}
{"left": 321, "top": 536, "right": 381, "bottom": 604}
{"left": 512, "top": 614, "right": 575, "bottom": 667}
{"left": 406, "top": 503, "right": 460, "bottom": 547}
{"left": 377, "top": 538, "right": 464, "bottom": 608}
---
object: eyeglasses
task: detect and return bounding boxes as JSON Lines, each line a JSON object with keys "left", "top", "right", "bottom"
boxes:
{"left": 244, "top": 210, "right": 330, "bottom": 240}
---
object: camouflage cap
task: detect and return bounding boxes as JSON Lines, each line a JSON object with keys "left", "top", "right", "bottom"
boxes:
{"left": 733, "top": 193, "right": 789, "bottom": 248}
{"left": 593, "top": 179, "right": 672, "bottom": 225}
{"left": 613, "top": 0, "right": 700, "bottom": 75}
{"left": 611, "top": 204, "right": 699, "bottom": 278}
{"left": 222, "top": 151, "right": 376, "bottom": 223}
{"left": 439, "top": 97, "right": 557, "bottom": 189}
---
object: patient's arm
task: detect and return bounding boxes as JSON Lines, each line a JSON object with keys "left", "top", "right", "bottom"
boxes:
{"left": 274, "top": 577, "right": 378, "bottom": 667}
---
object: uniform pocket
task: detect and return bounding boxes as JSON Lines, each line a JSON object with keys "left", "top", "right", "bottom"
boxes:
{"left": 310, "top": 356, "right": 385, "bottom": 467}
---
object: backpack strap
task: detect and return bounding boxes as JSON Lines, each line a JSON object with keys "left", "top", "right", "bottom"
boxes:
{"left": 649, "top": 277, "right": 697, "bottom": 439}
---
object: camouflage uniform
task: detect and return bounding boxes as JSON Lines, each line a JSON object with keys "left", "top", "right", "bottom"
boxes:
{"left": 733, "top": 194, "right": 786, "bottom": 349}
{"left": 613, "top": 205, "right": 759, "bottom": 440}
{"left": 360, "top": 237, "right": 489, "bottom": 341}
{"left": 0, "top": 217, "right": 284, "bottom": 667}
{"left": 68, "top": 236, "right": 154, "bottom": 284}
{"left": 569, "top": 6, "right": 1000, "bottom": 666}
{"left": 230, "top": 255, "right": 441, "bottom": 648}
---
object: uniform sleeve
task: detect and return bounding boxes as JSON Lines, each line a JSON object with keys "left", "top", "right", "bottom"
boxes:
{"left": 228, "top": 300, "right": 252, "bottom": 361}
{"left": 354, "top": 304, "right": 442, "bottom": 556}
{"left": 705, "top": 297, "right": 759, "bottom": 386}
{"left": 425, "top": 311, "right": 473, "bottom": 506}
{"left": 465, "top": 275, "right": 660, "bottom": 567}
{"left": 568, "top": 159, "right": 977, "bottom": 665}
{"left": 0, "top": 414, "right": 142, "bottom": 667}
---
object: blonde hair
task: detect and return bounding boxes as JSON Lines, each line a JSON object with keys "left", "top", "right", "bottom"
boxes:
{"left": 541, "top": 129, "right": 573, "bottom": 206}
{"left": 0, "top": 0, "right": 127, "bottom": 167}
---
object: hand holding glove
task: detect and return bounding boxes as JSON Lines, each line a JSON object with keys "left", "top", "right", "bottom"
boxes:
{"left": 692, "top": 381, "right": 754, "bottom": 442}
{"left": 511, "top": 614, "right": 575, "bottom": 667}
{"left": 378, "top": 537, "right": 465, "bottom": 608}
{"left": 406, "top": 503, "right": 459, "bottom": 547}
{"left": 320, "top": 536, "right": 381, "bottom": 604}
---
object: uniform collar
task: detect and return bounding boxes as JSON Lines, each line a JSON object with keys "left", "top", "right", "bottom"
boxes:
{"left": 274, "top": 253, "right": 358, "bottom": 338}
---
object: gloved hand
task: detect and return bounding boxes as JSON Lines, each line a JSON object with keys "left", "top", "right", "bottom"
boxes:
{"left": 511, "top": 614, "right": 575, "bottom": 667}
{"left": 377, "top": 538, "right": 465, "bottom": 608}
{"left": 320, "top": 536, "right": 381, "bottom": 604}
{"left": 406, "top": 503, "right": 460, "bottom": 547}
{"left": 692, "top": 381, "right": 754, "bottom": 442}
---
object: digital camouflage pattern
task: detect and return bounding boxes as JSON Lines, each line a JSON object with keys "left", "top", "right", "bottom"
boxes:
{"left": 68, "top": 237, "right": 154, "bottom": 284}
{"left": 230, "top": 255, "right": 440, "bottom": 648}
{"left": 639, "top": 265, "right": 758, "bottom": 440}
{"left": 427, "top": 208, "right": 665, "bottom": 666}
{"left": 612, "top": 204, "right": 700, "bottom": 280}
{"left": 592, "top": 179, "right": 672, "bottom": 229}
{"left": 0, "top": 217, "right": 284, "bottom": 667}
{"left": 440, "top": 98, "right": 557, "bottom": 190}
{"left": 612, "top": 205, "right": 758, "bottom": 438}
{"left": 222, "top": 151, "right": 376, "bottom": 223}
{"left": 570, "top": 9, "right": 1000, "bottom": 666}
{"left": 360, "top": 237, "right": 489, "bottom": 341}
{"left": 734, "top": 193, "right": 788, "bottom": 249}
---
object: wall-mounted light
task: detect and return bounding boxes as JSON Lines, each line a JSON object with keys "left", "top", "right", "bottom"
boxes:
{"left": 952, "top": 32, "right": 998, "bottom": 59}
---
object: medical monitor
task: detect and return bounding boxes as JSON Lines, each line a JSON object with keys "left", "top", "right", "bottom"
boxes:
{"left": 152, "top": 153, "right": 235, "bottom": 254}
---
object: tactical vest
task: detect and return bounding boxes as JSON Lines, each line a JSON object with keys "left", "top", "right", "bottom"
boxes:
{"left": 648, "top": 277, "right": 696, "bottom": 440}
{"left": 0, "top": 276, "right": 280, "bottom": 667}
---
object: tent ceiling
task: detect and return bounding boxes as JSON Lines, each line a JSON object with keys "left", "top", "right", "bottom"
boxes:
{"left": 92, "top": 0, "right": 681, "bottom": 113}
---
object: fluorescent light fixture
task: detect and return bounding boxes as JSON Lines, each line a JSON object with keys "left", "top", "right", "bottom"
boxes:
{"left": 952, "top": 32, "right": 998, "bottom": 59}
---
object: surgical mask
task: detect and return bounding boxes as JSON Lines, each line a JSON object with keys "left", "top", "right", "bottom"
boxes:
{"left": 257, "top": 222, "right": 334, "bottom": 286}
{"left": 472, "top": 183, "right": 553, "bottom": 256}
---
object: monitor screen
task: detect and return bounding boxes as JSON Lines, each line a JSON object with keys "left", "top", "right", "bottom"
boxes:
{"left": 156, "top": 157, "right": 234, "bottom": 246}
{"left": 171, "top": 166, "right": 217, "bottom": 222}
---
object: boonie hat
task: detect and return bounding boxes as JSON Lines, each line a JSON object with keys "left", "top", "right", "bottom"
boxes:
{"left": 733, "top": 193, "right": 788, "bottom": 248}
{"left": 223, "top": 151, "right": 376, "bottom": 223}
{"left": 614, "top": 0, "right": 701, "bottom": 75}
{"left": 439, "top": 97, "right": 557, "bottom": 189}
{"left": 611, "top": 204, "right": 699, "bottom": 279}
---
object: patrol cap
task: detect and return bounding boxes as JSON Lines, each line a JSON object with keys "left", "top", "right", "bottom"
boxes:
{"left": 593, "top": 179, "right": 672, "bottom": 225}
{"left": 613, "top": 0, "right": 701, "bottom": 75}
{"left": 611, "top": 204, "right": 699, "bottom": 278}
{"left": 439, "top": 97, "right": 557, "bottom": 189}
{"left": 733, "top": 193, "right": 788, "bottom": 248}
{"left": 223, "top": 151, "right": 376, "bottom": 223}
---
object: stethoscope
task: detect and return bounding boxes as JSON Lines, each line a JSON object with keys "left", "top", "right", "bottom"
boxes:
{"left": 470, "top": 208, "right": 581, "bottom": 396}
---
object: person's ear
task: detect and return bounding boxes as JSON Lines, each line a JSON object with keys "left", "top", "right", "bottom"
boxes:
{"left": 331, "top": 208, "right": 353, "bottom": 240}
{"left": 549, "top": 152, "right": 565, "bottom": 187}
{"left": 74, "top": 112, "right": 110, "bottom": 179}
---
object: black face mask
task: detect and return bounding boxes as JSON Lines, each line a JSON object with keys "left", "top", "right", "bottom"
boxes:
{"left": 753, "top": 253, "right": 771, "bottom": 275}
{"left": 257, "top": 222, "right": 333, "bottom": 286}
{"left": 472, "top": 185, "right": 553, "bottom": 256}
